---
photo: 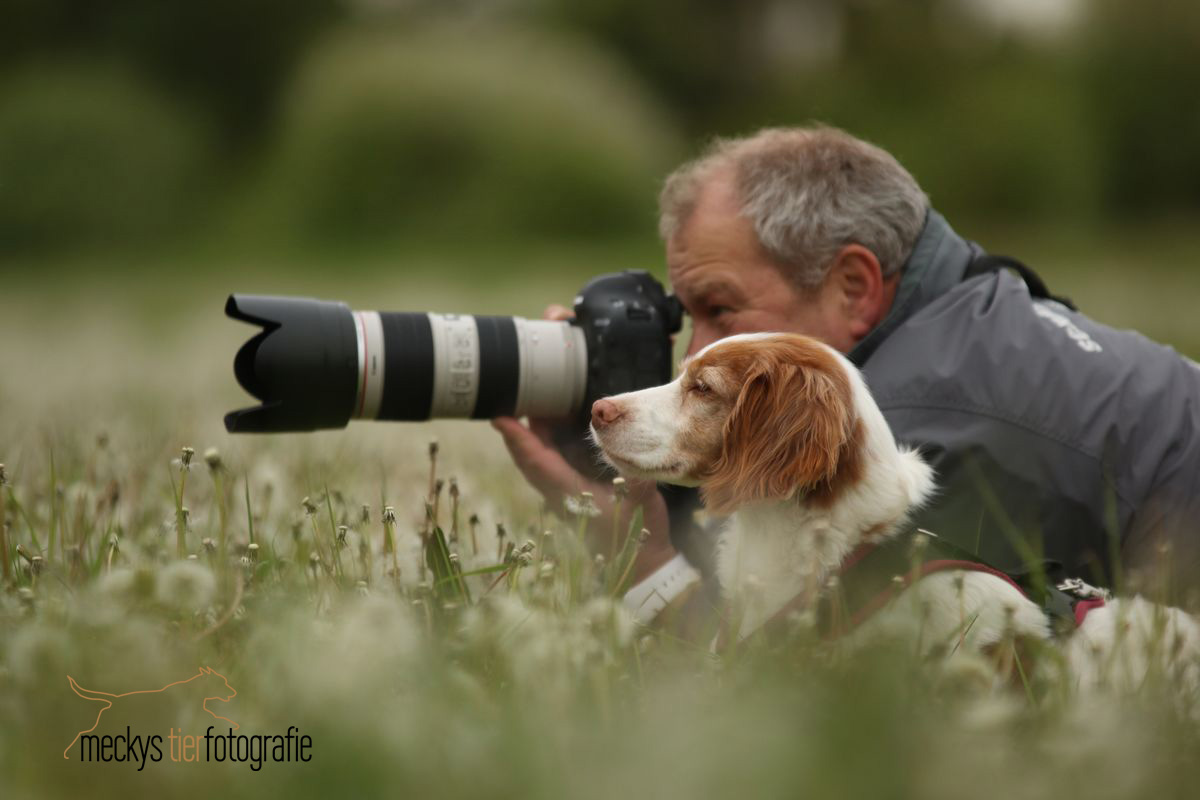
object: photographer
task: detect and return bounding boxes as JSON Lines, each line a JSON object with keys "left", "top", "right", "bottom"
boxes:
{"left": 494, "top": 125, "right": 1200, "bottom": 602}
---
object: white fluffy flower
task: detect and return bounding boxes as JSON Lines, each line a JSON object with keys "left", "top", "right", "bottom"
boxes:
{"left": 155, "top": 560, "right": 215, "bottom": 612}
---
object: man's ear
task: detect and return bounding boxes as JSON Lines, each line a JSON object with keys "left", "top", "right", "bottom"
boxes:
{"left": 699, "top": 339, "right": 857, "bottom": 515}
{"left": 828, "top": 245, "right": 891, "bottom": 341}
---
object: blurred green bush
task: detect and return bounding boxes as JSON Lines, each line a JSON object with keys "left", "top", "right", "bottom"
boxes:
{"left": 0, "top": 64, "right": 215, "bottom": 253}
{"left": 826, "top": 64, "right": 1103, "bottom": 226}
{"left": 246, "top": 24, "right": 683, "bottom": 244}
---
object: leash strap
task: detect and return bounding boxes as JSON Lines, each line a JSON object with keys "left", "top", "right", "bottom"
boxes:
{"left": 755, "top": 530, "right": 1106, "bottom": 644}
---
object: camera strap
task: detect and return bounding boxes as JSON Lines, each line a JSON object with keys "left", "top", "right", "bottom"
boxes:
{"left": 964, "top": 254, "right": 1077, "bottom": 311}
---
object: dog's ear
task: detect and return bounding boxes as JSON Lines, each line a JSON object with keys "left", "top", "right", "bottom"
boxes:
{"left": 700, "top": 337, "right": 859, "bottom": 515}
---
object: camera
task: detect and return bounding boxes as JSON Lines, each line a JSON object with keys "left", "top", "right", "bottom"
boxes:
{"left": 224, "top": 270, "right": 683, "bottom": 437}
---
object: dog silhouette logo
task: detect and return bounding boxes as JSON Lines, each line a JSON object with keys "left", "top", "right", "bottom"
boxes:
{"left": 63, "top": 666, "right": 238, "bottom": 760}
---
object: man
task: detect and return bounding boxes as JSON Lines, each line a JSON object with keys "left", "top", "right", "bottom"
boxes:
{"left": 493, "top": 126, "right": 1200, "bottom": 600}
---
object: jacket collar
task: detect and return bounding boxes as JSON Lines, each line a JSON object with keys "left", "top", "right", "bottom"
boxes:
{"left": 848, "top": 210, "right": 981, "bottom": 367}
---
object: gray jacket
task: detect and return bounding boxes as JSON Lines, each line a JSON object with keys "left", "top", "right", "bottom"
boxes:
{"left": 852, "top": 211, "right": 1200, "bottom": 585}
{"left": 670, "top": 211, "right": 1200, "bottom": 588}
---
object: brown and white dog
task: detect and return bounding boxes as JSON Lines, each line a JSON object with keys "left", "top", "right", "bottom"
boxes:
{"left": 590, "top": 333, "right": 1200, "bottom": 691}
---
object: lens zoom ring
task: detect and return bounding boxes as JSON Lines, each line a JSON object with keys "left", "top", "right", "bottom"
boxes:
{"left": 472, "top": 316, "right": 520, "bottom": 418}
{"left": 378, "top": 312, "right": 435, "bottom": 420}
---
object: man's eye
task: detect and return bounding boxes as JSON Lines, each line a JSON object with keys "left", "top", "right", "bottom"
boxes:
{"left": 710, "top": 306, "right": 732, "bottom": 317}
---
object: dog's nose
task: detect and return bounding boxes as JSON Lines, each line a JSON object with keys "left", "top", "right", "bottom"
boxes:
{"left": 591, "top": 398, "right": 624, "bottom": 428}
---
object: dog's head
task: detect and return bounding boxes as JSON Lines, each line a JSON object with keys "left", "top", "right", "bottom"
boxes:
{"left": 590, "top": 333, "right": 924, "bottom": 516}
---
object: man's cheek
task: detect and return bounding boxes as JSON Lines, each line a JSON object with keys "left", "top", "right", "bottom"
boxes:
{"left": 686, "top": 323, "right": 721, "bottom": 357}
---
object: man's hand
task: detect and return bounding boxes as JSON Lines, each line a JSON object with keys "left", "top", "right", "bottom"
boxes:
{"left": 491, "top": 305, "right": 675, "bottom": 583}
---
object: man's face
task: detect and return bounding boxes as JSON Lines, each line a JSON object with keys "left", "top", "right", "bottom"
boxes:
{"left": 667, "top": 170, "right": 856, "bottom": 357}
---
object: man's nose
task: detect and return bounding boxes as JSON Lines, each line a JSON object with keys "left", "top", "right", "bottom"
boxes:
{"left": 591, "top": 398, "right": 625, "bottom": 428}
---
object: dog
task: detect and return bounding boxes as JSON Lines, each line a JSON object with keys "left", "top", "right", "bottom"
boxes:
{"left": 590, "top": 332, "right": 1200, "bottom": 693}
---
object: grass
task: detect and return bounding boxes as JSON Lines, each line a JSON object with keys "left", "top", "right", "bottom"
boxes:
{"left": 2, "top": 233, "right": 1200, "bottom": 798}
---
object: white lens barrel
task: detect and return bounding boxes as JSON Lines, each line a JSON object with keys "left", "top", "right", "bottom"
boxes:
{"left": 352, "top": 311, "right": 586, "bottom": 420}
{"left": 513, "top": 318, "right": 587, "bottom": 419}
{"left": 428, "top": 313, "right": 482, "bottom": 417}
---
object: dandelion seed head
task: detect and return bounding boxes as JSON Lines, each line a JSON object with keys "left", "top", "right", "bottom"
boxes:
{"left": 638, "top": 528, "right": 651, "bottom": 544}
{"left": 203, "top": 447, "right": 222, "bottom": 472}
{"left": 787, "top": 608, "right": 818, "bottom": 631}
{"left": 382, "top": 506, "right": 397, "bottom": 524}
{"left": 612, "top": 476, "right": 628, "bottom": 498}
{"left": 8, "top": 626, "right": 71, "bottom": 686}
{"left": 155, "top": 560, "right": 215, "bottom": 611}
{"left": 301, "top": 496, "right": 318, "bottom": 516}
{"left": 0, "top": 463, "right": 7, "bottom": 486}
{"left": 179, "top": 446, "right": 195, "bottom": 469}
{"left": 565, "top": 492, "right": 601, "bottom": 518}
{"left": 202, "top": 538, "right": 216, "bottom": 553}
{"left": 428, "top": 439, "right": 439, "bottom": 458}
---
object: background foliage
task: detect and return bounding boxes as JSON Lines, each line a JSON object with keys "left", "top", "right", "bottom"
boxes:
{"left": 3, "top": 0, "right": 1200, "bottom": 254}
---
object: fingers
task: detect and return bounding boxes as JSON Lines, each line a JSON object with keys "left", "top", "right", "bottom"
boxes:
{"left": 491, "top": 416, "right": 675, "bottom": 576}
{"left": 526, "top": 417, "right": 561, "bottom": 450}
{"left": 543, "top": 304, "right": 574, "bottom": 322}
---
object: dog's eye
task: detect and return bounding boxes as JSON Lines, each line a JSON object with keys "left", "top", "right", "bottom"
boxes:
{"left": 689, "top": 380, "right": 711, "bottom": 396}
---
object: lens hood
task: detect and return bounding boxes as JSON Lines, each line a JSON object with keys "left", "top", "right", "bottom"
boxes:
{"left": 224, "top": 294, "right": 358, "bottom": 433}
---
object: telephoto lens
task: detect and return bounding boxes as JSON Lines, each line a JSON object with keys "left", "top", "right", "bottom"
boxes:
{"left": 224, "top": 270, "right": 682, "bottom": 434}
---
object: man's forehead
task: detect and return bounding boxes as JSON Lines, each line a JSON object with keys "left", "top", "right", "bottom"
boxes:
{"left": 674, "top": 273, "right": 746, "bottom": 301}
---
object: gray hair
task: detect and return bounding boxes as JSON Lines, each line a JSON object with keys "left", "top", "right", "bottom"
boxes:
{"left": 658, "top": 126, "right": 929, "bottom": 289}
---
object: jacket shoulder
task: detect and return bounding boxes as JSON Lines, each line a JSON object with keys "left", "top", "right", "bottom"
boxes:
{"left": 863, "top": 270, "right": 1200, "bottom": 518}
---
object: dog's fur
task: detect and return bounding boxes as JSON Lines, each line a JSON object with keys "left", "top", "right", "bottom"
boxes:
{"left": 590, "top": 333, "right": 1200, "bottom": 692}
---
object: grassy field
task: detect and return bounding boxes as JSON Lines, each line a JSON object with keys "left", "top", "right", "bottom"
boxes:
{"left": 2, "top": 230, "right": 1199, "bottom": 798}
